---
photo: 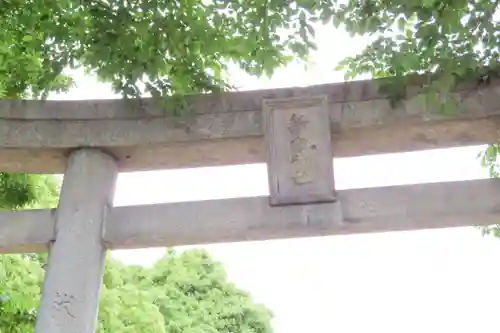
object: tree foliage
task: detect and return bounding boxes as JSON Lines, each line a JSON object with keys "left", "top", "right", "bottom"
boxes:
{"left": 0, "top": 173, "right": 60, "bottom": 210}
{"left": 0, "top": 0, "right": 336, "bottom": 100}
{"left": 1, "top": 250, "right": 273, "bottom": 333}
{"left": 334, "top": 0, "right": 500, "bottom": 85}
{"left": 0, "top": 176, "right": 271, "bottom": 332}
{"left": 478, "top": 144, "right": 500, "bottom": 237}
{"left": 330, "top": 0, "right": 500, "bottom": 236}
{"left": 0, "top": 0, "right": 336, "bottom": 209}
{"left": 3, "top": 1, "right": 500, "bottom": 231}
{"left": 0, "top": 254, "right": 43, "bottom": 332}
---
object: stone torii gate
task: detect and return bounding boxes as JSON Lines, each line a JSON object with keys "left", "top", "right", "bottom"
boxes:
{"left": 1, "top": 75, "right": 500, "bottom": 332}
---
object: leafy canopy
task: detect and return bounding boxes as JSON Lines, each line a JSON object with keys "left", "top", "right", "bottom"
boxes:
{"left": 0, "top": 0, "right": 321, "bottom": 209}
{"left": 0, "top": 173, "right": 60, "bottom": 210}
{"left": 3, "top": 0, "right": 500, "bottom": 232}
{"left": 1, "top": 249, "right": 273, "bottom": 333}
{"left": 335, "top": 0, "right": 499, "bottom": 84}
{"left": 0, "top": 0, "right": 336, "bottom": 100}
{"left": 331, "top": 0, "right": 500, "bottom": 236}
{"left": 0, "top": 169, "right": 271, "bottom": 333}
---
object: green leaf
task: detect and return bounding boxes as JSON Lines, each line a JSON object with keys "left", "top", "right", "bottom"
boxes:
{"left": 422, "top": 0, "right": 436, "bottom": 9}
{"left": 1, "top": 250, "right": 273, "bottom": 333}
{"left": 328, "top": 0, "right": 500, "bottom": 238}
{"left": 397, "top": 17, "right": 405, "bottom": 31}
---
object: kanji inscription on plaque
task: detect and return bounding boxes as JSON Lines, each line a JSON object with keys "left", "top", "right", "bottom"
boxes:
{"left": 262, "top": 95, "right": 335, "bottom": 205}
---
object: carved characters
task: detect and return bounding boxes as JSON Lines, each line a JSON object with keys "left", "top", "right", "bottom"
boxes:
{"left": 288, "top": 113, "right": 315, "bottom": 185}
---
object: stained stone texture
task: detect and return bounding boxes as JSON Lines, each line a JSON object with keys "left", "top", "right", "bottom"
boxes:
{"left": 1, "top": 76, "right": 500, "bottom": 172}
{"left": 2, "top": 178, "right": 500, "bottom": 253}
{"left": 263, "top": 95, "right": 335, "bottom": 205}
{"left": 35, "top": 149, "right": 117, "bottom": 333}
{"left": 0, "top": 209, "right": 54, "bottom": 253}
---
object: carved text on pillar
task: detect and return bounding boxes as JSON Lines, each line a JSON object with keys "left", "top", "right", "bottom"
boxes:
{"left": 35, "top": 149, "right": 118, "bottom": 333}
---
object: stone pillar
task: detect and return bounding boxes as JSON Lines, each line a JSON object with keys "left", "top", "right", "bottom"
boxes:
{"left": 35, "top": 149, "right": 118, "bottom": 333}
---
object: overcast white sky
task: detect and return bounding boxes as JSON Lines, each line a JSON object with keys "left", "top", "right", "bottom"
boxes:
{"left": 52, "top": 24, "right": 500, "bottom": 333}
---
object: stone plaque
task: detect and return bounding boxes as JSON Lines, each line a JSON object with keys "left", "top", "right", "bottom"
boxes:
{"left": 263, "top": 95, "right": 335, "bottom": 205}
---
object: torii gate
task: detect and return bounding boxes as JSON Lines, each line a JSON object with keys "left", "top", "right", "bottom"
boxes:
{"left": 1, "top": 75, "right": 500, "bottom": 333}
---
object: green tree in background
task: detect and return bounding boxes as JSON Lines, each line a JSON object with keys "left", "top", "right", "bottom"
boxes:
{"left": 0, "top": 183, "right": 58, "bottom": 332}
{"left": 0, "top": 254, "right": 44, "bottom": 332}
{"left": 0, "top": 173, "right": 60, "bottom": 209}
{"left": 0, "top": 0, "right": 333, "bottom": 100}
{"left": 3, "top": 1, "right": 500, "bottom": 238}
{"left": 333, "top": 0, "right": 500, "bottom": 92}
{"left": 330, "top": 0, "right": 500, "bottom": 237}
{"left": 100, "top": 250, "right": 273, "bottom": 333}
{"left": 0, "top": 177, "right": 271, "bottom": 332}
{"left": 1, "top": 249, "right": 273, "bottom": 333}
{"left": 0, "top": 0, "right": 334, "bottom": 212}
{"left": 0, "top": 173, "right": 60, "bottom": 331}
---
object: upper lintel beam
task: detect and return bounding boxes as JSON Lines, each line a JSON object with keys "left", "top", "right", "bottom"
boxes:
{"left": 1, "top": 76, "right": 500, "bottom": 173}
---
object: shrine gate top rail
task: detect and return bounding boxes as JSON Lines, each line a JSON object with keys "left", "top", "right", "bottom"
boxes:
{"left": 2, "top": 76, "right": 500, "bottom": 173}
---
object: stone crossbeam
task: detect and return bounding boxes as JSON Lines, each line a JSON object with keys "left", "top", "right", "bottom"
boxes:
{"left": 0, "top": 209, "right": 55, "bottom": 253}
{"left": 2, "top": 178, "right": 499, "bottom": 254}
{"left": 2, "top": 77, "right": 500, "bottom": 173}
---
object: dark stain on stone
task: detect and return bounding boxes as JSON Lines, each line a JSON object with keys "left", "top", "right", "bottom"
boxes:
{"left": 454, "top": 132, "right": 476, "bottom": 144}
{"left": 284, "top": 89, "right": 295, "bottom": 98}
{"left": 489, "top": 203, "right": 500, "bottom": 214}
{"left": 248, "top": 147, "right": 260, "bottom": 155}
{"left": 412, "top": 133, "right": 438, "bottom": 145}
{"left": 330, "top": 122, "right": 342, "bottom": 134}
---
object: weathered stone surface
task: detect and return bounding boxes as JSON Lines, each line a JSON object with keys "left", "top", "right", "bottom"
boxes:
{"left": 103, "top": 178, "right": 500, "bottom": 247}
{"left": 35, "top": 149, "right": 117, "bottom": 333}
{"left": 0, "top": 209, "right": 55, "bottom": 253}
{"left": 263, "top": 95, "right": 335, "bottom": 205}
{"left": 1, "top": 77, "right": 500, "bottom": 172}
{"left": 3, "top": 178, "right": 500, "bottom": 253}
